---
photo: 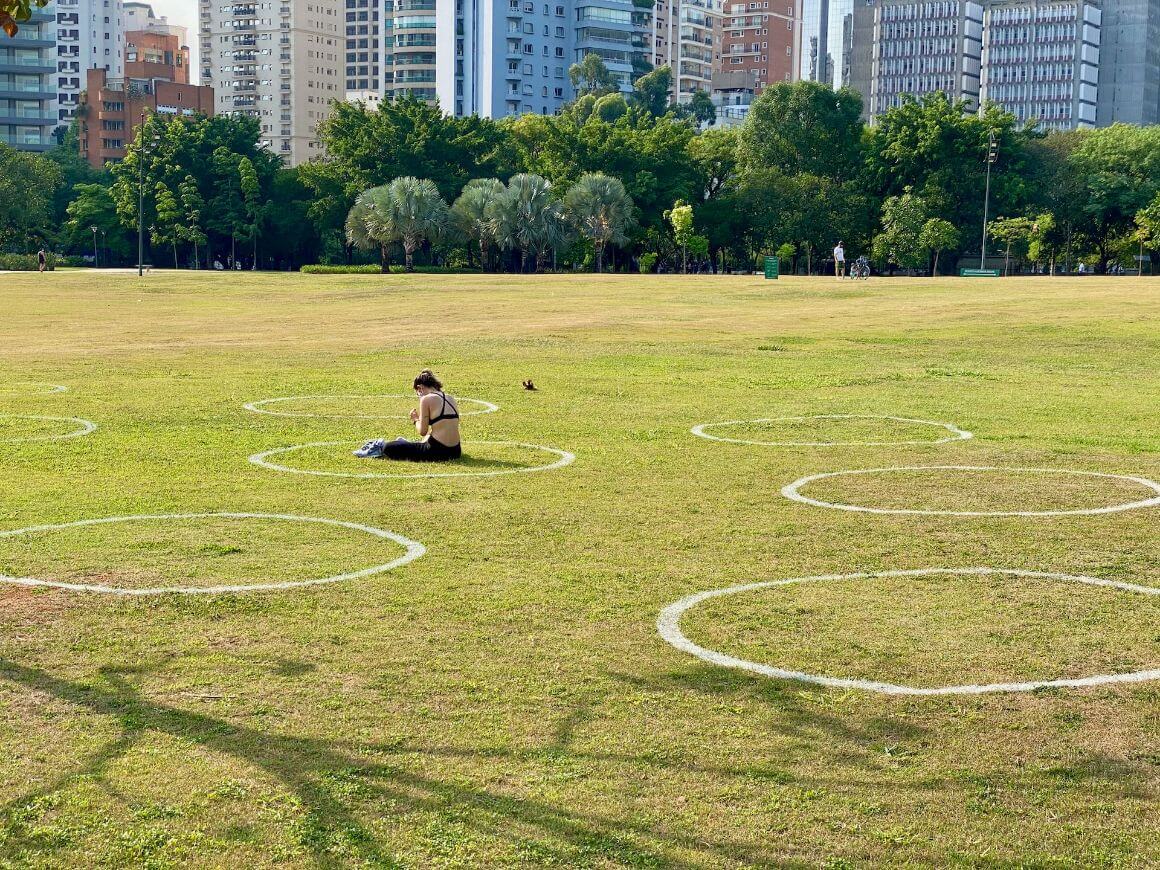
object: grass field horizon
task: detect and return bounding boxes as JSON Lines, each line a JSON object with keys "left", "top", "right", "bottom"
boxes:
{"left": 1, "top": 271, "right": 1157, "bottom": 867}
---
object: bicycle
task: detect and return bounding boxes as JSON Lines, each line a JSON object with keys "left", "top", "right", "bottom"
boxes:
{"left": 849, "top": 256, "right": 871, "bottom": 279}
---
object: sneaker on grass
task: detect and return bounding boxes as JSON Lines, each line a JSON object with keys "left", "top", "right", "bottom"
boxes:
{"left": 353, "top": 438, "right": 388, "bottom": 458}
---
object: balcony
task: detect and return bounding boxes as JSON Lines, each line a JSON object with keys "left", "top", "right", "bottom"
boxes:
{"left": 233, "top": 21, "right": 257, "bottom": 31}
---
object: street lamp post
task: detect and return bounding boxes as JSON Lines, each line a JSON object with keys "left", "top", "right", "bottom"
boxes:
{"left": 90, "top": 225, "right": 98, "bottom": 268}
{"left": 979, "top": 131, "right": 998, "bottom": 270}
{"left": 137, "top": 112, "right": 146, "bottom": 277}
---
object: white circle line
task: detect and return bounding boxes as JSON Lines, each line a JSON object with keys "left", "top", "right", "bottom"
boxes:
{"left": 691, "top": 415, "right": 973, "bottom": 447}
{"left": 0, "top": 383, "right": 69, "bottom": 396}
{"left": 0, "top": 415, "right": 97, "bottom": 443}
{"left": 780, "top": 465, "right": 1160, "bottom": 517}
{"left": 248, "top": 440, "right": 576, "bottom": 479}
{"left": 657, "top": 568, "right": 1160, "bottom": 696}
{"left": 0, "top": 512, "right": 426, "bottom": 595}
{"left": 243, "top": 394, "right": 500, "bottom": 419}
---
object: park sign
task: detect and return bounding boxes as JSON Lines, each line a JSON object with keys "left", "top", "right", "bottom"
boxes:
{"left": 960, "top": 268, "right": 1001, "bottom": 277}
{"left": 764, "top": 256, "right": 779, "bottom": 279}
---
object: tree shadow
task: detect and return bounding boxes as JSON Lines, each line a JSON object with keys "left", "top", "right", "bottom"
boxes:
{"left": 0, "top": 658, "right": 819, "bottom": 868}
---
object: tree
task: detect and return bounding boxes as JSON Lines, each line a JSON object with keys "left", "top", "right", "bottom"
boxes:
{"left": 151, "top": 183, "right": 182, "bottom": 268}
{"left": 1027, "top": 212, "right": 1056, "bottom": 272}
{"left": 370, "top": 176, "right": 450, "bottom": 271}
{"left": 564, "top": 172, "right": 635, "bottom": 272}
{"left": 452, "top": 177, "right": 506, "bottom": 269}
{"left": 492, "top": 173, "right": 569, "bottom": 272}
{"left": 178, "top": 175, "right": 207, "bottom": 268}
{"left": 593, "top": 93, "right": 628, "bottom": 123}
{"left": 689, "top": 90, "right": 716, "bottom": 127}
{"left": 1135, "top": 194, "right": 1160, "bottom": 271}
{"left": 64, "top": 182, "right": 130, "bottom": 262}
{"left": 738, "top": 81, "right": 864, "bottom": 181}
{"left": 345, "top": 185, "right": 390, "bottom": 271}
{"left": 569, "top": 53, "right": 617, "bottom": 97}
{"left": 0, "top": 0, "right": 46, "bottom": 36}
{"left": 919, "top": 218, "right": 958, "bottom": 276}
{"left": 632, "top": 65, "right": 672, "bottom": 116}
{"left": 872, "top": 190, "right": 930, "bottom": 272}
{"left": 667, "top": 200, "right": 694, "bottom": 273}
{"left": 238, "top": 155, "right": 264, "bottom": 268}
{"left": 987, "top": 216, "right": 1034, "bottom": 275}
{"left": 0, "top": 143, "right": 61, "bottom": 249}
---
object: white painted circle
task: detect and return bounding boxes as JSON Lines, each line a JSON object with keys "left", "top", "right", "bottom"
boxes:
{"left": 0, "top": 382, "right": 68, "bottom": 396}
{"left": 243, "top": 394, "right": 499, "bottom": 419}
{"left": 0, "top": 512, "right": 425, "bottom": 595}
{"left": 691, "top": 414, "right": 973, "bottom": 447}
{"left": 249, "top": 440, "right": 575, "bottom": 479}
{"left": 658, "top": 567, "right": 1160, "bottom": 696}
{"left": 0, "top": 415, "right": 97, "bottom": 443}
{"left": 781, "top": 465, "right": 1160, "bottom": 517}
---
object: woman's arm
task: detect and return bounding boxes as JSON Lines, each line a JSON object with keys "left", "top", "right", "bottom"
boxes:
{"left": 415, "top": 395, "right": 432, "bottom": 436}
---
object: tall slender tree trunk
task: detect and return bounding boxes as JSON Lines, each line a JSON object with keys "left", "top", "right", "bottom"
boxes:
{"left": 595, "top": 240, "right": 603, "bottom": 273}
{"left": 172, "top": 240, "right": 178, "bottom": 270}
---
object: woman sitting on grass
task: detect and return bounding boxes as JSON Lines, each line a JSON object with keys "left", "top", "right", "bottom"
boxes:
{"left": 354, "top": 369, "right": 462, "bottom": 462}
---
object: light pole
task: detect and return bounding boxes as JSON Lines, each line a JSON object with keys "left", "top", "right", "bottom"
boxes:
{"left": 979, "top": 131, "right": 998, "bottom": 270}
{"left": 90, "top": 225, "right": 98, "bottom": 268}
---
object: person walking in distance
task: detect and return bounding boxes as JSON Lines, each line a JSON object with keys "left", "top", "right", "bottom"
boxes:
{"left": 37, "top": 249, "right": 47, "bottom": 273}
{"left": 833, "top": 241, "right": 845, "bottom": 279}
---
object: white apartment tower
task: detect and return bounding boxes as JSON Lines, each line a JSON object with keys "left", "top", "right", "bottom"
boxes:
{"left": 981, "top": 0, "right": 1099, "bottom": 130}
{"left": 54, "top": 0, "right": 124, "bottom": 127}
{"left": 653, "top": 0, "right": 723, "bottom": 102}
{"left": 200, "top": 0, "right": 344, "bottom": 165}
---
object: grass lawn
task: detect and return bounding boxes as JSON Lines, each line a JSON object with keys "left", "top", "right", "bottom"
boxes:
{"left": 0, "top": 270, "right": 1157, "bottom": 868}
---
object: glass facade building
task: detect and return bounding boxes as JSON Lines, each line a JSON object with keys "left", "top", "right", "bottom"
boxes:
{"left": 0, "top": 4, "right": 58, "bottom": 151}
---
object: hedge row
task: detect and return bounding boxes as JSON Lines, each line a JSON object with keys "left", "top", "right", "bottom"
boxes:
{"left": 0, "top": 254, "right": 56, "bottom": 271}
{"left": 300, "top": 264, "right": 480, "bottom": 274}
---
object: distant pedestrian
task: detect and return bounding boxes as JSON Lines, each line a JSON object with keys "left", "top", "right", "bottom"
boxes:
{"left": 833, "top": 241, "right": 845, "bottom": 278}
{"left": 37, "top": 249, "right": 46, "bottom": 273}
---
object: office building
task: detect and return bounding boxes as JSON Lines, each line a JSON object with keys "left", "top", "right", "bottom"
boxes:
{"left": 847, "top": 0, "right": 983, "bottom": 121}
{"left": 54, "top": 0, "right": 124, "bottom": 127}
{"left": 981, "top": 0, "right": 1099, "bottom": 130}
{"left": 798, "top": 0, "right": 852, "bottom": 86}
{"left": 654, "top": 0, "right": 722, "bottom": 102}
{"left": 1096, "top": 0, "right": 1160, "bottom": 125}
{"left": 77, "top": 63, "right": 214, "bottom": 167}
{"left": 199, "top": 0, "right": 344, "bottom": 165}
{"left": 1, "top": 3, "right": 57, "bottom": 151}
{"left": 720, "top": 0, "right": 799, "bottom": 90}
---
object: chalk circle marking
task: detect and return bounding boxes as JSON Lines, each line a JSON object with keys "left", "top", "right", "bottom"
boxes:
{"left": 781, "top": 465, "right": 1160, "bottom": 517}
{"left": 0, "top": 415, "right": 97, "bottom": 443}
{"left": 0, "top": 383, "right": 69, "bottom": 396}
{"left": 658, "top": 567, "right": 1160, "bottom": 696}
{"left": 244, "top": 394, "right": 499, "bottom": 419}
{"left": 0, "top": 512, "right": 425, "bottom": 595}
{"left": 249, "top": 440, "right": 575, "bottom": 479}
{"left": 691, "top": 414, "right": 973, "bottom": 447}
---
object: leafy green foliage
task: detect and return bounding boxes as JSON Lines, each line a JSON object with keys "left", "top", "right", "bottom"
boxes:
{"left": 0, "top": 143, "right": 61, "bottom": 249}
{"left": 872, "top": 190, "right": 931, "bottom": 270}
{"left": 568, "top": 53, "right": 618, "bottom": 97}
{"left": 564, "top": 173, "right": 634, "bottom": 272}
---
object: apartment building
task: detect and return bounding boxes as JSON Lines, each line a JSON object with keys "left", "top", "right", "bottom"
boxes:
{"left": 720, "top": 0, "right": 798, "bottom": 90}
{"left": 127, "top": 29, "right": 191, "bottom": 83}
{"left": 344, "top": 0, "right": 388, "bottom": 102}
{"left": 435, "top": 0, "right": 649, "bottom": 119}
{"left": 653, "top": 0, "right": 723, "bottom": 102}
{"left": 54, "top": 0, "right": 124, "bottom": 127}
{"left": 200, "top": 0, "right": 344, "bottom": 165}
{"left": 124, "top": 1, "right": 189, "bottom": 40}
{"left": 981, "top": 0, "right": 1099, "bottom": 130}
{"left": 847, "top": 0, "right": 984, "bottom": 121}
{"left": 0, "top": 4, "right": 57, "bottom": 151}
{"left": 78, "top": 64, "right": 214, "bottom": 166}
{"left": 1096, "top": 0, "right": 1160, "bottom": 124}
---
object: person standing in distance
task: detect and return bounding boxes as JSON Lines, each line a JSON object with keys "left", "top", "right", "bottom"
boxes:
{"left": 37, "top": 249, "right": 47, "bottom": 273}
{"left": 833, "top": 241, "right": 845, "bottom": 279}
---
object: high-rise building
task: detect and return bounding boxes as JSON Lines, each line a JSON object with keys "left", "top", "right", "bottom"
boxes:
{"left": 798, "top": 0, "right": 852, "bottom": 86}
{"left": 1096, "top": 0, "right": 1160, "bottom": 125}
{"left": 54, "top": 0, "right": 125, "bottom": 128}
{"left": 1, "top": 3, "right": 58, "bottom": 151}
{"left": 980, "top": 0, "right": 1099, "bottom": 131}
{"left": 435, "top": 0, "right": 650, "bottom": 119}
{"left": 344, "top": 0, "right": 388, "bottom": 103}
{"left": 654, "top": 0, "right": 723, "bottom": 102}
{"left": 199, "top": 0, "right": 344, "bottom": 165}
{"left": 392, "top": 0, "right": 436, "bottom": 102}
{"left": 847, "top": 0, "right": 983, "bottom": 121}
{"left": 124, "top": 1, "right": 189, "bottom": 42}
{"left": 720, "top": 0, "right": 799, "bottom": 90}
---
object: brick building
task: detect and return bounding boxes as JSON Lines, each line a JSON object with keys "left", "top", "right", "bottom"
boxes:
{"left": 126, "top": 29, "right": 190, "bottom": 84}
{"left": 720, "top": 0, "right": 799, "bottom": 91}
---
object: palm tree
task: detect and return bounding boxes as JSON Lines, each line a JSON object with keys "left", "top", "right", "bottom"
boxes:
{"left": 373, "top": 176, "right": 450, "bottom": 272}
{"left": 345, "top": 184, "right": 391, "bottom": 272}
{"left": 491, "top": 173, "right": 570, "bottom": 272}
{"left": 452, "top": 178, "right": 505, "bottom": 270}
{"left": 564, "top": 172, "right": 634, "bottom": 273}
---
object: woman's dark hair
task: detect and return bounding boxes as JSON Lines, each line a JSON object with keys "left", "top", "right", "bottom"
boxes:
{"left": 414, "top": 369, "right": 442, "bottom": 390}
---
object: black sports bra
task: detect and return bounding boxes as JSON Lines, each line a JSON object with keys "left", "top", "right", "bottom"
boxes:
{"left": 428, "top": 391, "right": 460, "bottom": 425}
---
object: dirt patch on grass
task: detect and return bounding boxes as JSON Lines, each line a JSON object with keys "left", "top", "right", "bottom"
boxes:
{"left": 0, "top": 584, "right": 77, "bottom": 626}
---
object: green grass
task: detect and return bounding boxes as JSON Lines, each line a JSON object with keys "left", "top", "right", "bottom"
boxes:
{"left": 0, "top": 271, "right": 1157, "bottom": 868}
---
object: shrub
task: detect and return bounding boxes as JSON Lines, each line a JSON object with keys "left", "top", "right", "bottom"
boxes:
{"left": 300, "top": 264, "right": 382, "bottom": 274}
{"left": 639, "top": 252, "right": 658, "bottom": 274}
{"left": 0, "top": 253, "right": 55, "bottom": 271}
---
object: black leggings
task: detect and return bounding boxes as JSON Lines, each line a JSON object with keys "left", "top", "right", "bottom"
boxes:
{"left": 382, "top": 435, "right": 462, "bottom": 463}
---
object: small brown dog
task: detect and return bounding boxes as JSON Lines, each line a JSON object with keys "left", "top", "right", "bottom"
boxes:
{"left": 522, "top": 379, "right": 537, "bottom": 391}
